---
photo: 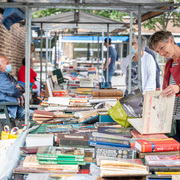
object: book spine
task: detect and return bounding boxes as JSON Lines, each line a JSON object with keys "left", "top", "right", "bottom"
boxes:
{"left": 89, "top": 136, "right": 129, "bottom": 145}
{"left": 88, "top": 141, "right": 131, "bottom": 148}
{"left": 37, "top": 153, "right": 84, "bottom": 159}
{"left": 39, "top": 160, "right": 86, "bottom": 165}
{"left": 37, "top": 157, "right": 84, "bottom": 162}
{"left": 59, "top": 139, "right": 89, "bottom": 146}
{"left": 148, "top": 166, "right": 180, "bottom": 173}
{"left": 92, "top": 132, "right": 130, "bottom": 140}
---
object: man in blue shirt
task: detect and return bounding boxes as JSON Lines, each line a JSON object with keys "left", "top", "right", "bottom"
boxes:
{"left": 0, "top": 56, "right": 25, "bottom": 120}
{"left": 103, "top": 38, "right": 118, "bottom": 83}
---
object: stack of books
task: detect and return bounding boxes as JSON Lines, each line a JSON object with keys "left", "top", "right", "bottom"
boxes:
{"left": 32, "top": 110, "right": 54, "bottom": 124}
{"left": 36, "top": 146, "right": 86, "bottom": 165}
{"left": 100, "top": 159, "right": 149, "bottom": 177}
{"left": 145, "top": 155, "right": 180, "bottom": 175}
{"left": 14, "top": 154, "right": 79, "bottom": 174}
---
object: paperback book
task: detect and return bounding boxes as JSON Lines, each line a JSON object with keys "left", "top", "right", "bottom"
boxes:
{"left": 37, "top": 146, "right": 85, "bottom": 159}
{"left": 145, "top": 155, "right": 180, "bottom": 166}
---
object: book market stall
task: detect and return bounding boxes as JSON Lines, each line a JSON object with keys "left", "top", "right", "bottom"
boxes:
{"left": 0, "top": 1, "right": 179, "bottom": 180}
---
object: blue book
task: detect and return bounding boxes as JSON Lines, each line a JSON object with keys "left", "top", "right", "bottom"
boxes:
{"left": 88, "top": 140, "right": 131, "bottom": 148}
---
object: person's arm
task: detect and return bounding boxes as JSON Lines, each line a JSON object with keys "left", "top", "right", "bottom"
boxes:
{"left": 161, "top": 84, "right": 180, "bottom": 97}
{"left": 0, "top": 74, "right": 21, "bottom": 98}
{"left": 143, "top": 56, "right": 156, "bottom": 93}
{"left": 103, "top": 58, "right": 111, "bottom": 71}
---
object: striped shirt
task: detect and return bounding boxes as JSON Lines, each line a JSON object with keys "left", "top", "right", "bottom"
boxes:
{"left": 169, "top": 63, "right": 180, "bottom": 119}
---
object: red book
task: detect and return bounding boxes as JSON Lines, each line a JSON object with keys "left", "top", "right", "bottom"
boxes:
{"left": 131, "top": 130, "right": 168, "bottom": 139}
{"left": 135, "top": 138, "right": 180, "bottom": 153}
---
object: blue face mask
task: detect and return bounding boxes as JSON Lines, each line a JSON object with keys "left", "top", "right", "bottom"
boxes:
{"left": 131, "top": 45, "right": 137, "bottom": 54}
{"left": 5, "top": 64, "right": 12, "bottom": 73}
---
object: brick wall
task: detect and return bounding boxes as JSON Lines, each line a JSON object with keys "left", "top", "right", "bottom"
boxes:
{"left": 0, "top": 14, "right": 26, "bottom": 78}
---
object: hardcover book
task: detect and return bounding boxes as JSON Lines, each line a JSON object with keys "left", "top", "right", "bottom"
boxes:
{"left": 52, "top": 69, "right": 64, "bottom": 84}
{"left": 128, "top": 91, "right": 175, "bottom": 134}
{"left": 95, "top": 145, "right": 137, "bottom": 160}
{"left": 145, "top": 155, "right": 180, "bottom": 166}
{"left": 14, "top": 160, "right": 78, "bottom": 174}
{"left": 135, "top": 138, "right": 180, "bottom": 153}
{"left": 89, "top": 136, "right": 130, "bottom": 146}
{"left": 97, "top": 126, "right": 133, "bottom": 138}
{"left": 131, "top": 130, "right": 168, "bottom": 139}
{"left": 88, "top": 140, "right": 131, "bottom": 148}
{"left": 37, "top": 146, "right": 85, "bottom": 159}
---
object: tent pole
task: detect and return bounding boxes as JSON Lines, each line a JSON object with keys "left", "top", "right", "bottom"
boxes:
{"left": 45, "top": 31, "right": 48, "bottom": 79}
{"left": 25, "top": 6, "right": 31, "bottom": 125}
{"left": 97, "top": 33, "right": 100, "bottom": 80}
{"left": 101, "top": 30, "right": 104, "bottom": 82}
{"left": 138, "top": 5, "right": 142, "bottom": 91}
{"left": 40, "top": 23, "right": 43, "bottom": 92}
{"left": 106, "top": 24, "right": 109, "bottom": 83}
{"left": 128, "top": 11, "right": 133, "bottom": 94}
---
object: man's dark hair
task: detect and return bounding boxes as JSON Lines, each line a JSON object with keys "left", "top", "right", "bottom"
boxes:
{"left": 104, "top": 38, "right": 112, "bottom": 45}
{"left": 22, "top": 58, "right": 25, "bottom": 65}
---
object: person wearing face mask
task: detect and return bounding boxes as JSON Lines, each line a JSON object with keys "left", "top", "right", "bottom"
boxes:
{"left": 0, "top": 56, "right": 25, "bottom": 120}
{"left": 124, "top": 35, "right": 156, "bottom": 95}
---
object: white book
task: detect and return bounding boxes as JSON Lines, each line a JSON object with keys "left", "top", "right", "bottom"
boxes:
{"left": 26, "top": 173, "right": 49, "bottom": 180}
{"left": 26, "top": 134, "right": 54, "bottom": 147}
{"left": 128, "top": 91, "right": 175, "bottom": 134}
{"left": 47, "top": 97, "right": 69, "bottom": 106}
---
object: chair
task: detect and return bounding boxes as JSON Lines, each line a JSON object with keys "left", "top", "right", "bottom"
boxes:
{"left": 0, "top": 102, "right": 19, "bottom": 128}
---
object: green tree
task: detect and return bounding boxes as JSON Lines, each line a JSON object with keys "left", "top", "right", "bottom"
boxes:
{"left": 142, "top": 0, "right": 180, "bottom": 30}
{"left": 33, "top": 9, "right": 127, "bottom": 21}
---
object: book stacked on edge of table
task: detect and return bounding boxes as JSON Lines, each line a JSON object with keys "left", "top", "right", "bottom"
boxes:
{"left": 145, "top": 155, "right": 180, "bottom": 175}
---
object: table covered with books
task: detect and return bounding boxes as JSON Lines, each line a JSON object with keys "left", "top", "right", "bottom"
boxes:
{"left": 1, "top": 79, "right": 180, "bottom": 180}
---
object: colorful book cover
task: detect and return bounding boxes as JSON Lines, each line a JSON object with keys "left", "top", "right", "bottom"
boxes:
{"left": 145, "top": 155, "right": 180, "bottom": 166}
{"left": 38, "top": 160, "right": 86, "bottom": 165}
{"left": 95, "top": 145, "right": 137, "bottom": 159}
{"left": 37, "top": 146, "right": 85, "bottom": 159}
{"left": 88, "top": 141, "right": 131, "bottom": 148}
{"left": 148, "top": 166, "right": 180, "bottom": 173}
{"left": 119, "top": 89, "right": 143, "bottom": 118}
{"left": 97, "top": 126, "right": 132, "bottom": 138}
{"left": 37, "top": 156, "right": 84, "bottom": 162}
{"left": 89, "top": 136, "right": 130, "bottom": 145}
{"left": 131, "top": 130, "right": 168, "bottom": 139}
{"left": 135, "top": 138, "right": 180, "bottom": 152}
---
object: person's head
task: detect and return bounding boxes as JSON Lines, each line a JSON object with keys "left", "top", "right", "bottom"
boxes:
{"left": 22, "top": 58, "right": 25, "bottom": 66}
{"left": 0, "top": 56, "right": 12, "bottom": 73}
{"left": 149, "top": 31, "right": 176, "bottom": 58}
{"left": 104, "top": 38, "right": 112, "bottom": 47}
{"left": 131, "top": 35, "right": 147, "bottom": 55}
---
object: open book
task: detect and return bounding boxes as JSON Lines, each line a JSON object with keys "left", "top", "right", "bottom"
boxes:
{"left": 128, "top": 91, "right": 175, "bottom": 134}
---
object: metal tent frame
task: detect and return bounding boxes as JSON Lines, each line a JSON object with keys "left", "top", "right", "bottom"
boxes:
{"left": 0, "top": 0, "right": 178, "bottom": 125}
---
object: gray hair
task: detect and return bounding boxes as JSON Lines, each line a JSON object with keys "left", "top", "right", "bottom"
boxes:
{"left": 132, "top": 35, "right": 147, "bottom": 51}
{"left": 149, "top": 31, "right": 174, "bottom": 51}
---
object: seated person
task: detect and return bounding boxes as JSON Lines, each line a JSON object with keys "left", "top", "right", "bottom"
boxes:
{"left": 0, "top": 56, "right": 25, "bottom": 120}
{"left": 18, "top": 57, "right": 40, "bottom": 96}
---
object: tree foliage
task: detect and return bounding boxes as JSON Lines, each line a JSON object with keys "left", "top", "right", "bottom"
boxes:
{"left": 142, "top": 0, "right": 180, "bottom": 30}
{"left": 33, "top": 9, "right": 127, "bottom": 22}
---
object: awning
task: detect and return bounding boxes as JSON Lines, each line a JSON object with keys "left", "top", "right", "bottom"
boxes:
{"left": 1, "top": 8, "right": 25, "bottom": 30}
{"left": 62, "top": 36, "right": 129, "bottom": 43}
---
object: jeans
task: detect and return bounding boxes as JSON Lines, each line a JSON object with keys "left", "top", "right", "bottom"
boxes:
{"left": 103, "top": 71, "right": 114, "bottom": 83}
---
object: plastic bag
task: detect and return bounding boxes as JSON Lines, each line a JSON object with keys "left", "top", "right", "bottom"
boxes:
{"left": 108, "top": 100, "right": 131, "bottom": 127}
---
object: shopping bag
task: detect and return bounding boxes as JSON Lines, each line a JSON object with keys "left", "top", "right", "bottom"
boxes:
{"left": 9, "top": 127, "right": 19, "bottom": 139}
{"left": 1, "top": 125, "right": 10, "bottom": 140}
{"left": 108, "top": 89, "right": 143, "bottom": 127}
